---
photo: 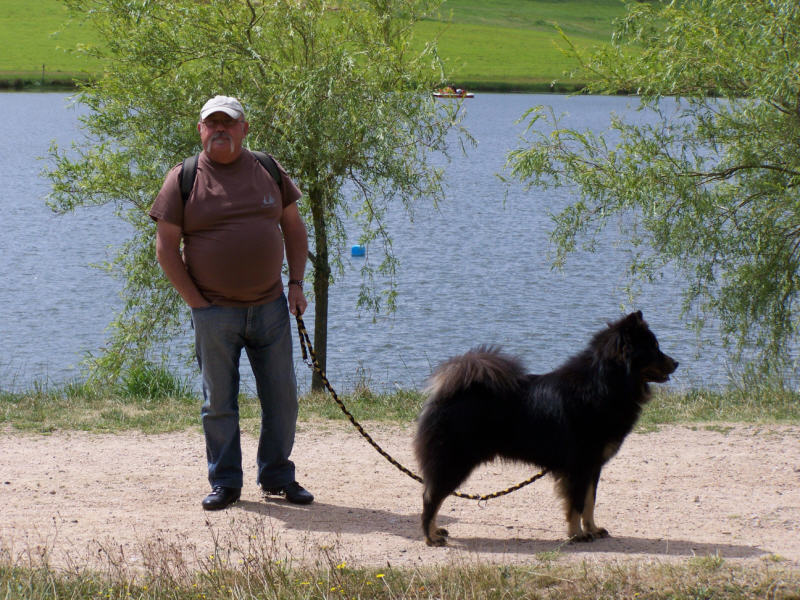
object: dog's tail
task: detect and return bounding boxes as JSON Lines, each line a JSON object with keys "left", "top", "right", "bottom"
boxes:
{"left": 424, "top": 346, "right": 526, "bottom": 406}
{"left": 416, "top": 346, "right": 527, "bottom": 476}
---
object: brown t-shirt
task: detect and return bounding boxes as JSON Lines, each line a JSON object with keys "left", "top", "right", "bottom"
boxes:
{"left": 149, "top": 149, "right": 302, "bottom": 306}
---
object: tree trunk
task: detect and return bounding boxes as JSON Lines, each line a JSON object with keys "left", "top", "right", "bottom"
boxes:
{"left": 309, "top": 186, "right": 330, "bottom": 392}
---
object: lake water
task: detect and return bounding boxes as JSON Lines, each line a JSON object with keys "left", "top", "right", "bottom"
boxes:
{"left": 1, "top": 92, "right": 735, "bottom": 394}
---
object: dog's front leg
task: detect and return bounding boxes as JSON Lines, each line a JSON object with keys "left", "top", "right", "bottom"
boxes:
{"left": 561, "top": 473, "right": 608, "bottom": 542}
{"left": 559, "top": 475, "right": 590, "bottom": 542}
{"left": 567, "top": 507, "right": 587, "bottom": 541}
{"left": 580, "top": 477, "right": 609, "bottom": 540}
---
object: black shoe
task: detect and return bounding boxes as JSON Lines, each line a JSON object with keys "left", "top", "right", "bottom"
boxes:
{"left": 262, "top": 481, "right": 314, "bottom": 505}
{"left": 202, "top": 486, "right": 241, "bottom": 511}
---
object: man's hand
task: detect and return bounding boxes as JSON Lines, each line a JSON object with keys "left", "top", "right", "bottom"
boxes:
{"left": 287, "top": 284, "right": 307, "bottom": 316}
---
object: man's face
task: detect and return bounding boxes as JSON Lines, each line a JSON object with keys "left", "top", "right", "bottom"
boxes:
{"left": 197, "top": 111, "right": 249, "bottom": 164}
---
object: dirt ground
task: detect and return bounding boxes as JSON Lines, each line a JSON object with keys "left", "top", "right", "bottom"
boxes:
{"left": 1, "top": 421, "right": 799, "bottom": 572}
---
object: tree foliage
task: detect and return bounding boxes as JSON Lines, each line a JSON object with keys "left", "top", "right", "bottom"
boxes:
{"left": 48, "top": 0, "right": 464, "bottom": 387}
{"left": 508, "top": 0, "right": 800, "bottom": 376}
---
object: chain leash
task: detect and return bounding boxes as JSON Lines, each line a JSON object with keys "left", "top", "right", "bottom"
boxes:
{"left": 295, "top": 315, "right": 548, "bottom": 501}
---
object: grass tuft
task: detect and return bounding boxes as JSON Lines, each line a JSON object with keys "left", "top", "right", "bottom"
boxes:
{"left": 642, "top": 386, "right": 800, "bottom": 427}
{"left": 115, "top": 360, "right": 194, "bottom": 400}
{"left": 0, "top": 375, "right": 197, "bottom": 434}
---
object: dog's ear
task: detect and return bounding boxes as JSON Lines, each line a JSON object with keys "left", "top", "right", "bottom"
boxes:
{"left": 621, "top": 313, "right": 642, "bottom": 371}
{"left": 598, "top": 325, "right": 627, "bottom": 365}
{"left": 623, "top": 310, "right": 643, "bottom": 326}
{"left": 607, "top": 310, "right": 643, "bottom": 330}
{"left": 600, "top": 317, "right": 635, "bottom": 373}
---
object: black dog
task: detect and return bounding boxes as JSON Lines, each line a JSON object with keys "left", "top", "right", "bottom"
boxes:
{"left": 414, "top": 311, "right": 678, "bottom": 546}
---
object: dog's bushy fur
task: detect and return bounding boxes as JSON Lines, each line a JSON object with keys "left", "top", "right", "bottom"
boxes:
{"left": 414, "top": 311, "right": 678, "bottom": 546}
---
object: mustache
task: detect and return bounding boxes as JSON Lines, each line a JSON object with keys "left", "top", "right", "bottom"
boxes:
{"left": 204, "top": 132, "right": 235, "bottom": 154}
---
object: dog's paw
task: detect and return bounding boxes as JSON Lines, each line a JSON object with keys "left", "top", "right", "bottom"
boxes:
{"left": 569, "top": 528, "right": 609, "bottom": 543}
{"left": 425, "top": 528, "right": 449, "bottom": 546}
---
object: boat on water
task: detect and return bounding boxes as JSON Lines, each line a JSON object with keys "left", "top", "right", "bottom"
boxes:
{"left": 433, "top": 87, "right": 474, "bottom": 99}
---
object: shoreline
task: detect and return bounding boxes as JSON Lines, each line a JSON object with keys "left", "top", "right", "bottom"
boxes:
{"left": 0, "top": 75, "right": 588, "bottom": 94}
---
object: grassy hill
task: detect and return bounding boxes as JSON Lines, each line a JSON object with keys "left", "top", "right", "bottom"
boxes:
{"left": 0, "top": 0, "right": 100, "bottom": 87}
{"left": 423, "top": 0, "right": 624, "bottom": 89}
{"left": 0, "top": 0, "right": 627, "bottom": 90}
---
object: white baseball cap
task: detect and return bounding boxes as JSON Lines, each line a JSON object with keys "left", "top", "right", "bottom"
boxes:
{"left": 200, "top": 95, "right": 245, "bottom": 120}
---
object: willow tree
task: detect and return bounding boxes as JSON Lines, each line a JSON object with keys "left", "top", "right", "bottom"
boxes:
{"left": 49, "top": 0, "right": 462, "bottom": 389}
{"left": 509, "top": 0, "right": 800, "bottom": 379}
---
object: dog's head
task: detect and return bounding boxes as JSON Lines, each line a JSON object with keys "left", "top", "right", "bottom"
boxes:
{"left": 596, "top": 311, "right": 679, "bottom": 383}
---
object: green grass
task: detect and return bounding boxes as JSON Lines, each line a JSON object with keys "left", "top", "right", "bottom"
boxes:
{"left": 0, "top": 374, "right": 427, "bottom": 434}
{"left": 2, "top": 375, "right": 799, "bottom": 435}
{"left": 643, "top": 386, "right": 800, "bottom": 426}
{"left": 0, "top": 0, "right": 102, "bottom": 87}
{"left": 422, "top": 0, "right": 624, "bottom": 88}
{"left": 2, "top": 544, "right": 798, "bottom": 600}
{"left": 0, "top": 0, "right": 626, "bottom": 90}
{"left": 435, "top": 0, "right": 624, "bottom": 37}
{"left": 0, "top": 379, "right": 199, "bottom": 434}
{"left": 416, "top": 20, "right": 600, "bottom": 90}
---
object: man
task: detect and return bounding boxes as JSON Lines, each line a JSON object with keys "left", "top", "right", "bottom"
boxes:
{"left": 150, "top": 95, "right": 314, "bottom": 510}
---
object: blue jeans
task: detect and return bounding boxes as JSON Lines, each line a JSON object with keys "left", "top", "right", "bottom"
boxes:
{"left": 191, "top": 295, "right": 298, "bottom": 489}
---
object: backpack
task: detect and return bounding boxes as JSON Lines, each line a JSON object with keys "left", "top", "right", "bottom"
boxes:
{"left": 179, "top": 150, "right": 282, "bottom": 204}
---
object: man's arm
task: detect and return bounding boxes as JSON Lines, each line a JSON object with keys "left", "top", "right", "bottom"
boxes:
{"left": 280, "top": 202, "right": 309, "bottom": 316}
{"left": 155, "top": 219, "right": 211, "bottom": 308}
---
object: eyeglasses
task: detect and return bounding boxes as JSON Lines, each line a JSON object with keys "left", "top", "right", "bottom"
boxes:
{"left": 201, "top": 117, "right": 243, "bottom": 128}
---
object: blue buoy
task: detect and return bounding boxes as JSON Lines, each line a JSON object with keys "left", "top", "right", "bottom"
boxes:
{"left": 351, "top": 244, "right": 366, "bottom": 257}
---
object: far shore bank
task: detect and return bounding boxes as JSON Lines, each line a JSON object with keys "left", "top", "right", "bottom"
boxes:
{"left": 0, "top": 74, "right": 588, "bottom": 94}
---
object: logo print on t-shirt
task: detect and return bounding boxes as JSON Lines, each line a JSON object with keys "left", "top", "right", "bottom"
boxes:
{"left": 263, "top": 194, "right": 276, "bottom": 207}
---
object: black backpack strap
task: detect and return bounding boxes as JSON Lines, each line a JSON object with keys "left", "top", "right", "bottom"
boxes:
{"left": 179, "top": 151, "right": 282, "bottom": 205}
{"left": 252, "top": 150, "right": 283, "bottom": 191}
{"left": 179, "top": 154, "right": 199, "bottom": 205}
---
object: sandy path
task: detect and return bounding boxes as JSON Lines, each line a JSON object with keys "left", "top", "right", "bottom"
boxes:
{"left": 1, "top": 422, "right": 799, "bottom": 572}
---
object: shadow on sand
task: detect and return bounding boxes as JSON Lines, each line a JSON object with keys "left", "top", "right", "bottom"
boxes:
{"left": 235, "top": 499, "right": 766, "bottom": 560}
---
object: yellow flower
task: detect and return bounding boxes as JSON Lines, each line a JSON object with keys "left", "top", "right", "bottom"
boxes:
{"left": 376, "top": 573, "right": 385, "bottom": 578}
